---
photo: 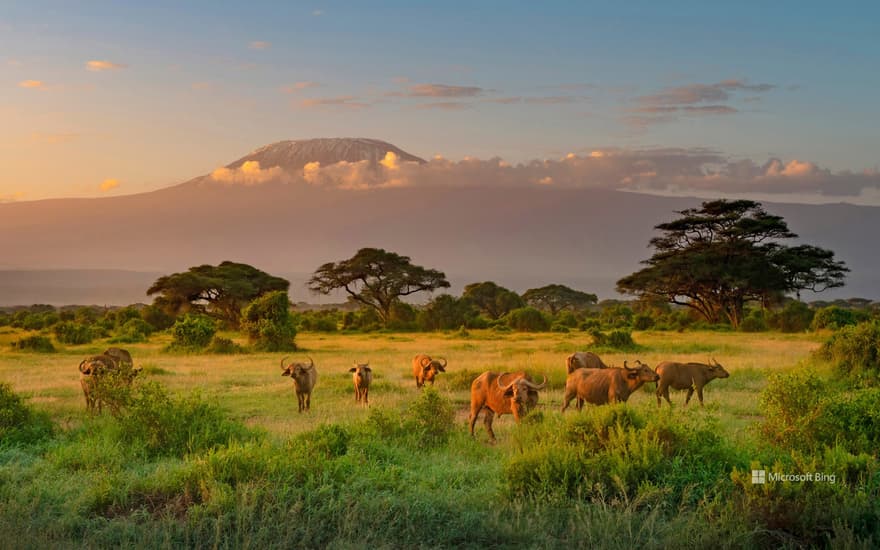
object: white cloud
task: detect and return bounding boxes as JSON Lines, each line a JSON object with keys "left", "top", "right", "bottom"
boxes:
{"left": 99, "top": 178, "right": 120, "bottom": 192}
{"left": 211, "top": 160, "right": 286, "bottom": 185}
{"left": 86, "top": 60, "right": 127, "bottom": 71}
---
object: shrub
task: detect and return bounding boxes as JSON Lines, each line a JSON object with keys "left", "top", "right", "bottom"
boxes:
{"left": 52, "top": 321, "right": 94, "bottom": 345}
{"left": 812, "top": 306, "right": 869, "bottom": 331}
{"left": 241, "top": 291, "right": 297, "bottom": 351}
{"left": 10, "top": 334, "right": 55, "bottom": 353}
{"left": 554, "top": 311, "right": 579, "bottom": 328}
{"left": 589, "top": 329, "right": 637, "bottom": 350}
{"left": 506, "top": 307, "right": 550, "bottom": 332}
{"left": 115, "top": 381, "right": 253, "bottom": 458}
{"left": 207, "top": 336, "right": 245, "bottom": 354}
{"left": 0, "top": 382, "right": 54, "bottom": 447}
{"left": 418, "top": 294, "right": 479, "bottom": 331}
{"left": 109, "top": 318, "right": 154, "bottom": 344}
{"left": 740, "top": 309, "right": 768, "bottom": 332}
{"left": 632, "top": 313, "right": 655, "bottom": 331}
{"left": 817, "top": 321, "right": 880, "bottom": 386}
{"left": 142, "top": 304, "right": 175, "bottom": 331}
{"left": 550, "top": 323, "right": 570, "bottom": 333}
{"left": 766, "top": 300, "right": 814, "bottom": 333}
{"left": 168, "top": 314, "right": 217, "bottom": 351}
{"left": 402, "top": 387, "right": 455, "bottom": 447}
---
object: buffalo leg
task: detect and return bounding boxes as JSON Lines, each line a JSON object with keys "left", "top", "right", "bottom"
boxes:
{"left": 483, "top": 409, "right": 496, "bottom": 442}
{"left": 468, "top": 407, "right": 481, "bottom": 437}
{"left": 561, "top": 389, "right": 575, "bottom": 412}
{"left": 305, "top": 393, "right": 311, "bottom": 411}
{"left": 696, "top": 385, "right": 705, "bottom": 406}
{"left": 685, "top": 386, "right": 694, "bottom": 405}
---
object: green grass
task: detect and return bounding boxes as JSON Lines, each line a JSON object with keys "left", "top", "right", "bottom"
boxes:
{"left": 0, "top": 328, "right": 876, "bottom": 548}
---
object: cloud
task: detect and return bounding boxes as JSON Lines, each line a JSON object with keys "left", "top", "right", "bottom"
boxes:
{"left": 299, "top": 96, "right": 370, "bottom": 110}
{"left": 281, "top": 81, "right": 320, "bottom": 93}
{"left": 28, "top": 132, "right": 80, "bottom": 144}
{"left": 0, "top": 192, "right": 25, "bottom": 203}
{"left": 312, "top": 9, "right": 323, "bottom": 16}
{"left": 627, "top": 78, "right": 773, "bottom": 126}
{"left": 249, "top": 41, "right": 271, "bottom": 50}
{"left": 18, "top": 80, "right": 47, "bottom": 90}
{"left": 416, "top": 101, "right": 469, "bottom": 110}
{"left": 99, "top": 178, "right": 120, "bottom": 192}
{"left": 211, "top": 160, "right": 286, "bottom": 185}
{"left": 279, "top": 147, "right": 880, "bottom": 204}
{"left": 402, "top": 83, "right": 484, "bottom": 97}
{"left": 637, "top": 79, "right": 774, "bottom": 106}
{"left": 7, "top": 59, "right": 21, "bottom": 67}
{"left": 86, "top": 60, "right": 127, "bottom": 71}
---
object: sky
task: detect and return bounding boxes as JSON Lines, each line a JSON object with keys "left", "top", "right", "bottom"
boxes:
{"left": 1, "top": 1, "right": 879, "bottom": 202}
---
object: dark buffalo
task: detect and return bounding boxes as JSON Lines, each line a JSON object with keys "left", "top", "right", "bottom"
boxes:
{"left": 349, "top": 362, "right": 372, "bottom": 405}
{"left": 565, "top": 351, "right": 610, "bottom": 374}
{"left": 655, "top": 359, "right": 730, "bottom": 406}
{"left": 468, "top": 371, "right": 547, "bottom": 442}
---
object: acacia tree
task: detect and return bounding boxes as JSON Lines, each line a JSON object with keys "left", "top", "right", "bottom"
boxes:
{"left": 617, "top": 200, "right": 848, "bottom": 328}
{"left": 147, "top": 261, "right": 290, "bottom": 328}
{"left": 521, "top": 284, "right": 598, "bottom": 315}
{"left": 308, "top": 248, "right": 450, "bottom": 326}
{"left": 462, "top": 281, "right": 524, "bottom": 320}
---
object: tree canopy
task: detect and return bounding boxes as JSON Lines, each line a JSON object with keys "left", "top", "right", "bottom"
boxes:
{"left": 522, "top": 284, "right": 598, "bottom": 315}
{"left": 616, "top": 199, "right": 848, "bottom": 328}
{"left": 147, "top": 261, "right": 290, "bottom": 328}
{"left": 308, "top": 248, "right": 450, "bottom": 326}
{"left": 461, "top": 281, "right": 524, "bottom": 320}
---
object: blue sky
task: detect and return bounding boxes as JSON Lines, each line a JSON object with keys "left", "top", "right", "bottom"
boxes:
{"left": 1, "top": 1, "right": 879, "bottom": 200}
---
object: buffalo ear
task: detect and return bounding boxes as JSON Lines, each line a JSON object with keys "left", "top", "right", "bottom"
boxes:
{"left": 503, "top": 387, "right": 514, "bottom": 398}
{"left": 349, "top": 367, "right": 357, "bottom": 373}
{"left": 627, "top": 371, "right": 639, "bottom": 379}
{"left": 364, "top": 366, "right": 372, "bottom": 372}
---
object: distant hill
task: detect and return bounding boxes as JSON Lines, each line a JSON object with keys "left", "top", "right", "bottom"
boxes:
{"left": 1, "top": 138, "right": 877, "bottom": 305}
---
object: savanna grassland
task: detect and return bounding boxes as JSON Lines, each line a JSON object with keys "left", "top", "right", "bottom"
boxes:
{"left": 1, "top": 328, "right": 878, "bottom": 549}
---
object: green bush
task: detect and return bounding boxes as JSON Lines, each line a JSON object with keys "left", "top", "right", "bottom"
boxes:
{"left": 10, "top": 334, "right": 55, "bottom": 353}
{"left": 767, "top": 300, "right": 814, "bottom": 332}
{"left": 206, "top": 336, "right": 245, "bottom": 354}
{"left": 114, "top": 381, "right": 253, "bottom": 458}
{"left": 740, "top": 309, "right": 768, "bottom": 332}
{"left": 402, "top": 387, "right": 455, "bottom": 448}
{"left": 812, "top": 306, "right": 870, "bottom": 331}
{"left": 241, "top": 291, "right": 297, "bottom": 351}
{"left": 818, "top": 321, "right": 880, "bottom": 386}
{"left": 52, "top": 321, "right": 94, "bottom": 345}
{"left": 168, "top": 314, "right": 217, "bottom": 351}
{"left": 109, "top": 318, "right": 154, "bottom": 343}
{"left": 554, "top": 311, "right": 579, "bottom": 328}
{"left": 589, "top": 329, "right": 637, "bottom": 350}
{"left": 632, "top": 313, "right": 655, "bottom": 330}
{"left": 142, "top": 304, "right": 175, "bottom": 331}
{"left": 506, "top": 307, "right": 550, "bottom": 332}
{"left": 418, "top": 294, "right": 479, "bottom": 331}
{"left": 0, "top": 382, "right": 54, "bottom": 447}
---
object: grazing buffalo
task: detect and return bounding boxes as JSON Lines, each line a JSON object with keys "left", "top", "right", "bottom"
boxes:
{"left": 281, "top": 356, "right": 317, "bottom": 412}
{"left": 412, "top": 354, "right": 447, "bottom": 388}
{"left": 560, "top": 360, "right": 659, "bottom": 411}
{"left": 77, "top": 354, "right": 119, "bottom": 413}
{"left": 565, "top": 351, "right": 609, "bottom": 374}
{"left": 349, "top": 362, "right": 372, "bottom": 405}
{"left": 655, "top": 359, "right": 730, "bottom": 407}
{"left": 103, "top": 347, "right": 133, "bottom": 368}
{"left": 468, "top": 371, "right": 548, "bottom": 442}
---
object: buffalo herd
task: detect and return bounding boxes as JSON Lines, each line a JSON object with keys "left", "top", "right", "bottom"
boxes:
{"left": 76, "top": 349, "right": 731, "bottom": 440}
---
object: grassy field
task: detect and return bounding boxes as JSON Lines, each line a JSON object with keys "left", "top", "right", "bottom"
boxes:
{"left": 1, "top": 328, "right": 877, "bottom": 548}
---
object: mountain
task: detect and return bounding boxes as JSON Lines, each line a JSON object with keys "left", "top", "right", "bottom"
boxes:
{"left": 1, "top": 138, "right": 878, "bottom": 305}
{"left": 228, "top": 137, "right": 425, "bottom": 171}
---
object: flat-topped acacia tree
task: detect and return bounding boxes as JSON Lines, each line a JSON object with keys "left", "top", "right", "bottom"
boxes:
{"left": 308, "top": 248, "right": 450, "bottom": 326}
{"left": 617, "top": 199, "right": 848, "bottom": 329}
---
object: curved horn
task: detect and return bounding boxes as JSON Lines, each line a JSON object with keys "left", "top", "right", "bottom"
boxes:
{"left": 496, "top": 372, "right": 515, "bottom": 390}
{"left": 522, "top": 374, "right": 548, "bottom": 391}
{"left": 304, "top": 356, "right": 314, "bottom": 369}
{"left": 79, "top": 359, "right": 88, "bottom": 374}
{"left": 438, "top": 357, "right": 447, "bottom": 368}
{"left": 280, "top": 356, "right": 289, "bottom": 371}
{"left": 624, "top": 360, "right": 635, "bottom": 371}
{"left": 420, "top": 356, "right": 432, "bottom": 368}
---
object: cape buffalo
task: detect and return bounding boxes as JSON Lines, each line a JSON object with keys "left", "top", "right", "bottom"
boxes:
{"left": 566, "top": 351, "right": 609, "bottom": 374}
{"left": 103, "top": 347, "right": 133, "bottom": 368}
{"left": 349, "top": 362, "right": 372, "bottom": 405}
{"left": 560, "top": 360, "right": 659, "bottom": 411}
{"left": 412, "top": 354, "right": 447, "bottom": 388}
{"left": 281, "top": 356, "right": 317, "bottom": 412}
{"left": 655, "top": 359, "right": 730, "bottom": 407}
{"left": 77, "top": 354, "right": 121, "bottom": 413}
{"left": 468, "top": 371, "right": 547, "bottom": 442}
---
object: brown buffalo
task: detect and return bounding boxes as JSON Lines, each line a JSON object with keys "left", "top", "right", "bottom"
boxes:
{"left": 565, "top": 351, "right": 609, "bottom": 373}
{"left": 468, "top": 371, "right": 548, "bottom": 442}
{"left": 103, "top": 347, "right": 133, "bottom": 368}
{"left": 655, "top": 359, "right": 730, "bottom": 407}
{"left": 77, "top": 354, "right": 120, "bottom": 413}
{"left": 349, "top": 362, "right": 372, "bottom": 405}
{"left": 281, "top": 356, "right": 317, "bottom": 412}
{"left": 412, "top": 354, "right": 447, "bottom": 388}
{"left": 560, "top": 360, "right": 659, "bottom": 411}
